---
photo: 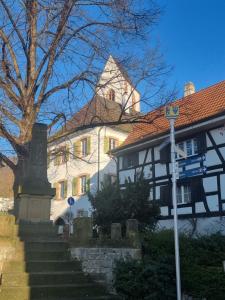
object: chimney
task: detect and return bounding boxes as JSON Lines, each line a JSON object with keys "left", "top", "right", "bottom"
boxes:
{"left": 184, "top": 82, "right": 195, "bottom": 96}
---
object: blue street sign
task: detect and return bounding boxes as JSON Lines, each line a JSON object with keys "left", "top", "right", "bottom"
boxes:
{"left": 179, "top": 166, "right": 207, "bottom": 179}
{"left": 67, "top": 197, "right": 75, "bottom": 206}
{"left": 178, "top": 154, "right": 206, "bottom": 167}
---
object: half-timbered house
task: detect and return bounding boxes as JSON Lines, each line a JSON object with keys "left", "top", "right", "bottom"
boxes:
{"left": 113, "top": 81, "right": 225, "bottom": 234}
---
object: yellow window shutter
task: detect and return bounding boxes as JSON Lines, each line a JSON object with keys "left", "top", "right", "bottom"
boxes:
{"left": 53, "top": 183, "right": 59, "bottom": 200}
{"left": 72, "top": 177, "right": 78, "bottom": 196}
{"left": 86, "top": 175, "right": 90, "bottom": 193}
{"left": 87, "top": 137, "right": 91, "bottom": 155}
{"left": 104, "top": 137, "right": 109, "bottom": 153}
{"left": 74, "top": 141, "right": 81, "bottom": 158}
{"left": 64, "top": 180, "right": 67, "bottom": 198}
{"left": 66, "top": 145, "right": 70, "bottom": 162}
{"left": 54, "top": 152, "right": 61, "bottom": 166}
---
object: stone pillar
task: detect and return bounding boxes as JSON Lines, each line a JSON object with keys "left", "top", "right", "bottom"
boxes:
{"left": 111, "top": 223, "right": 122, "bottom": 240}
{"left": 126, "top": 219, "right": 139, "bottom": 247}
{"left": 16, "top": 123, "right": 55, "bottom": 222}
{"left": 73, "top": 217, "right": 93, "bottom": 242}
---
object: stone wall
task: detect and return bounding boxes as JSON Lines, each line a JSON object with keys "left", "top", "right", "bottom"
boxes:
{"left": 70, "top": 247, "right": 141, "bottom": 288}
{"left": 0, "top": 198, "right": 13, "bottom": 212}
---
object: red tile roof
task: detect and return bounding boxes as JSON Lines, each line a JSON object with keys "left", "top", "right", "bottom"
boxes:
{"left": 49, "top": 95, "right": 140, "bottom": 141}
{"left": 121, "top": 80, "right": 225, "bottom": 148}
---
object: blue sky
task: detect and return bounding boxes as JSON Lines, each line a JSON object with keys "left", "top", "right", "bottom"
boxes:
{"left": 156, "top": 0, "right": 225, "bottom": 98}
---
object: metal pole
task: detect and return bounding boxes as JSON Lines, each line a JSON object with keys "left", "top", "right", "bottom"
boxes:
{"left": 169, "top": 118, "right": 182, "bottom": 300}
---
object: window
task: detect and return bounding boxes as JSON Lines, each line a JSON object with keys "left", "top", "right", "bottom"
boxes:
{"left": 104, "top": 174, "right": 117, "bottom": 185}
{"left": 72, "top": 175, "right": 90, "bottom": 196}
{"left": 109, "top": 138, "right": 117, "bottom": 151}
{"left": 177, "top": 185, "right": 191, "bottom": 204}
{"left": 81, "top": 138, "right": 88, "bottom": 157}
{"left": 55, "top": 180, "right": 67, "bottom": 199}
{"left": 81, "top": 175, "right": 87, "bottom": 194}
{"left": 108, "top": 89, "right": 115, "bottom": 101}
{"left": 54, "top": 146, "right": 69, "bottom": 165}
{"left": 176, "top": 138, "right": 198, "bottom": 159}
{"left": 123, "top": 152, "right": 138, "bottom": 169}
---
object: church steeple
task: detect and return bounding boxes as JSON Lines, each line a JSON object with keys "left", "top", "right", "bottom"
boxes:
{"left": 96, "top": 55, "right": 140, "bottom": 113}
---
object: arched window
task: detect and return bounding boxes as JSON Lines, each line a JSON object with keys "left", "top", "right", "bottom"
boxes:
{"left": 108, "top": 89, "right": 115, "bottom": 101}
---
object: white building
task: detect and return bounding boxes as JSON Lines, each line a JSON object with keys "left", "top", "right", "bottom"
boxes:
{"left": 113, "top": 81, "right": 225, "bottom": 235}
{"left": 47, "top": 56, "right": 140, "bottom": 221}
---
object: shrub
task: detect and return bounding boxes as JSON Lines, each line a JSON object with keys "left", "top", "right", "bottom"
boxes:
{"left": 114, "top": 230, "right": 225, "bottom": 299}
{"left": 88, "top": 178, "right": 160, "bottom": 234}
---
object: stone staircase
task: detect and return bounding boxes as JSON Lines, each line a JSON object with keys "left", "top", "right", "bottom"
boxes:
{"left": 0, "top": 222, "right": 120, "bottom": 300}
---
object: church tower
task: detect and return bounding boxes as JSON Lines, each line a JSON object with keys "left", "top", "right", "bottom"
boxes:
{"left": 96, "top": 55, "right": 140, "bottom": 113}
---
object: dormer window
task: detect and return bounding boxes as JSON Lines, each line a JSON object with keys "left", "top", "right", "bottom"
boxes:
{"left": 108, "top": 89, "right": 115, "bottom": 101}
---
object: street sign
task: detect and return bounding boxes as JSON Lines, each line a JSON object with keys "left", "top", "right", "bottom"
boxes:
{"left": 178, "top": 154, "right": 206, "bottom": 167}
{"left": 67, "top": 197, "right": 75, "bottom": 206}
{"left": 179, "top": 166, "right": 207, "bottom": 179}
{"left": 165, "top": 106, "right": 179, "bottom": 119}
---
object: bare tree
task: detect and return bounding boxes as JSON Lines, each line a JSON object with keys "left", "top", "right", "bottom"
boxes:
{"left": 0, "top": 0, "right": 171, "bottom": 196}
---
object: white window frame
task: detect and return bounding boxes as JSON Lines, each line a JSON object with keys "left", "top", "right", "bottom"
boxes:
{"left": 109, "top": 138, "right": 117, "bottom": 151}
{"left": 177, "top": 185, "right": 191, "bottom": 204}
{"left": 80, "top": 175, "right": 87, "bottom": 194}
{"left": 176, "top": 138, "right": 198, "bottom": 159}
{"left": 81, "top": 138, "right": 88, "bottom": 157}
{"left": 60, "top": 181, "right": 65, "bottom": 199}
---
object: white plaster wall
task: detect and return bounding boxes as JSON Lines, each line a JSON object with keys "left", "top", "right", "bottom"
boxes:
{"left": 206, "top": 195, "right": 219, "bottom": 212}
{"left": 139, "top": 150, "right": 152, "bottom": 164}
{"left": 195, "top": 202, "right": 206, "bottom": 213}
{"left": 155, "top": 163, "right": 167, "bottom": 177}
{"left": 205, "top": 149, "right": 221, "bottom": 167}
{"left": 97, "top": 56, "right": 140, "bottom": 112}
{"left": 48, "top": 126, "right": 128, "bottom": 221}
{"left": 220, "top": 174, "right": 225, "bottom": 199}
{"left": 120, "top": 169, "right": 135, "bottom": 184}
{"left": 203, "top": 176, "right": 217, "bottom": 192}
{"left": 209, "top": 126, "right": 225, "bottom": 145}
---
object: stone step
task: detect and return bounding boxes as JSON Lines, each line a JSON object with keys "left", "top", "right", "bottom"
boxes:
{"left": 18, "top": 241, "right": 69, "bottom": 252}
{"left": 3, "top": 260, "right": 81, "bottom": 272}
{"left": 21, "top": 250, "right": 70, "bottom": 261}
{"left": 1, "top": 271, "right": 91, "bottom": 286}
{"left": 0, "top": 283, "right": 109, "bottom": 299}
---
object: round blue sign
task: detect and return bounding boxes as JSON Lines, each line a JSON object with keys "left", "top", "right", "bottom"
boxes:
{"left": 67, "top": 197, "right": 75, "bottom": 206}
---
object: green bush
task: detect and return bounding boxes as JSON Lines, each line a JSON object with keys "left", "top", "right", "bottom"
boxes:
{"left": 114, "top": 230, "right": 225, "bottom": 299}
{"left": 114, "top": 256, "right": 176, "bottom": 300}
{"left": 88, "top": 178, "right": 160, "bottom": 234}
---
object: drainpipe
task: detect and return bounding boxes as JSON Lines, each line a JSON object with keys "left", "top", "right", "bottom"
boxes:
{"left": 97, "top": 127, "right": 104, "bottom": 191}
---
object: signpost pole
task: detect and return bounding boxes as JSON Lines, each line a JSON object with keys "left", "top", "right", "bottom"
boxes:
{"left": 169, "top": 117, "right": 182, "bottom": 300}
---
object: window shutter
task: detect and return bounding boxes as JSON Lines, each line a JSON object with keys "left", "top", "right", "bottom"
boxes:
{"left": 196, "top": 132, "right": 207, "bottom": 154}
{"left": 160, "top": 184, "right": 172, "bottom": 205}
{"left": 159, "top": 144, "right": 171, "bottom": 164}
{"left": 74, "top": 141, "right": 81, "bottom": 158}
{"left": 53, "top": 183, "right": 60, "bottom": 200}
{"left": 190, "top": 177, "right": 205, "bottom": 202}
{"left": 54, "top": 153, "right": 60, "bottom": 166}
{"left": 66, "top": 145, "right": 70, "bottom": 162}
{"left": 72, "top": 177, "right": 78, "bottom": 196}
{"left": 87, "top": 137, "right": 91, "bottom": 155}
{"left": 104, "top": 136, "right": 109, "bottom": 153}
{"left": 64, "top": 180, "right": 67, "bottom": 198}
{"left": 86, "top": 175, "right": 90, "bottom": 192}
